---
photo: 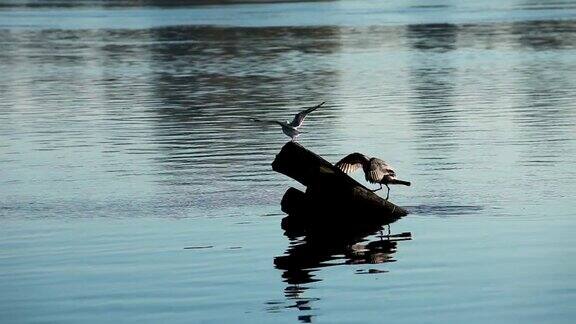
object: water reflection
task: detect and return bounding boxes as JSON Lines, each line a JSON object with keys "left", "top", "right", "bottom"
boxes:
{"left": 406, "top": 23, "right": 458, "bottom": 52}
{"left": 144, "top": 25, "right": 341, "bottom": 196}
{"left": 272, "top": 212, "right": 411, "bottom": 321}
{"left": 513, "top": 20, "right": 576, "bottom": 50}
{"left": 510, "top": 18, "right": 576, "bottom": 156}
{"left": 406, "top": 23, "right": 458, "bottom": 141}
{"left": 405, "top": 22, "right": 460, "bottom": 187}
{"left": 2, "top": 1, "right": 576, "bottom": 323}
{"left": 2, "top": 19, "right": 575, "bottom": 211}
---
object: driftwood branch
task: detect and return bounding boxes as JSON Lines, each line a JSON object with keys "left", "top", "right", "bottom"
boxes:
{"left": 272, "top": 142, "right": 408, "bottom": 233}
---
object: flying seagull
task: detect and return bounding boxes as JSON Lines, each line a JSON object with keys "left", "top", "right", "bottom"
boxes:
{"left": 335, "top": 153, "right": 411, "bottom": 200}
{"left": 252, "top": 102, "right": 325, "bottom": 141}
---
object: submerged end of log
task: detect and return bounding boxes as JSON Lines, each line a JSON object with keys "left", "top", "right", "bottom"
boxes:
{"left": 281, "top": 186, "right": 406, "bottom": 221}
{"left": 280, "top": 187, "right": 308, "bottom": 215}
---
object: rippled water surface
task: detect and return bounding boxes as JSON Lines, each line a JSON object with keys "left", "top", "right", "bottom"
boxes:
{"left": 1, "top": 1, "right": 576, "bottom": 323}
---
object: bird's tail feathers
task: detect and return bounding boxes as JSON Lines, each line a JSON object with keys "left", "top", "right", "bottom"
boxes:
{"left": 390, "top": 179, "right": 411, "bottom": 186}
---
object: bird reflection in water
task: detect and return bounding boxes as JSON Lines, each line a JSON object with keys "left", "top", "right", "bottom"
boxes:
{"left": 268, "top": 213, "right": 411, "bottom": 322}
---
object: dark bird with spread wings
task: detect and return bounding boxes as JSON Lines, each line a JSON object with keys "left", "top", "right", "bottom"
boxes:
{"left": 335, "top": 153, "right": 411, "bottom": 200}
{"left": 252, "top": 102, "right": 325, "bottom": 141}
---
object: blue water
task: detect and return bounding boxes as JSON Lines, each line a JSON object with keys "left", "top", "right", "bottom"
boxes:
{"left": 1, "top": 0, "right": 576, "bottom": 323}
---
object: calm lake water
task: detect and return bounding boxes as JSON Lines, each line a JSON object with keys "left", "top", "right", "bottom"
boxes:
{"left": 1, "top": 0, "right": 576, "bottom": 323}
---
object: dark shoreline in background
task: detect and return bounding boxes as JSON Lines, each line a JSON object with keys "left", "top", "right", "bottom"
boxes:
{"left": 0, "top": 0, "right": 334, "bottom": 9}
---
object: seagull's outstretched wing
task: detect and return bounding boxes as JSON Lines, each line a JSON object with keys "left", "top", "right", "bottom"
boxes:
{"left": 368, "top": 158, "right": 396, "bottom": 182}
{"left": 335, "top": 153, "right": 369, "bottom": 174}
{"left": 251, "top": 118, "right": 285, "bottom": 127}
{"left": 288, "top": 101, "right": 325, "bottom": 128}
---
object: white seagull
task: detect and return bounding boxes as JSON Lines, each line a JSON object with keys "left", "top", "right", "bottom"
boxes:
{"left": 335, "top": 153, "right": 411, "bottom": 200}
{"left": 252, "top": 102, "right": 325, "bottom": 141}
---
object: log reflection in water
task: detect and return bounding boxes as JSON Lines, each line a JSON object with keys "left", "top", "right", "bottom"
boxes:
{"left": 272, "top": 211, "right": 411, "bottom": 320}
{"left": 276, "top": 217, "right": 410, "bottom": 285}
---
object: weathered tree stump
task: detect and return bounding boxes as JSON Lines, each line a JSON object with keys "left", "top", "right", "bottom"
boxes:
{"left": 272, "top": 142, "right": 408, "bottom": 233}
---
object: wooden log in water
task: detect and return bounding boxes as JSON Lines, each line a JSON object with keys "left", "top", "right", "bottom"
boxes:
{"left": 272, "top": 141, "right": 360, "bottom": 188}
{"left": 280, "top": 187, "right": 308, "bottom": 215}
{"left": 273, "top": 142, "right": 408, "bottom": 226}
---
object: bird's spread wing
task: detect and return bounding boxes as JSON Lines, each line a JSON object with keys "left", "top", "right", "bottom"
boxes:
{"left": 368, "top": 158, "right": 396, "bottom": 182}
{"left": 335, "top": 153, "right": 368, "bottom": 174}
{"left": 251, "top": 118, "right": 285, "bottom": 127}
{"left": 288, "top": 101, "right": 325, "bottom": 128}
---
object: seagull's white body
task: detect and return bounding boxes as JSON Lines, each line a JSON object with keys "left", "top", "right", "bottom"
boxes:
{"left": 278, "top": 122, "right": 301, "bottom": 139}
{"left": 252, "top": 102, "right": 325, "bottom": 141}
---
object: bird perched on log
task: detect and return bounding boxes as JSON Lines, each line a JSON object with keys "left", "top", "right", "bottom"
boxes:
{"left": 335, "top": 153, "right": 411, "bottom": 200}
{"left": 251, "top": 102, "right": 325, "bottom": 141}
